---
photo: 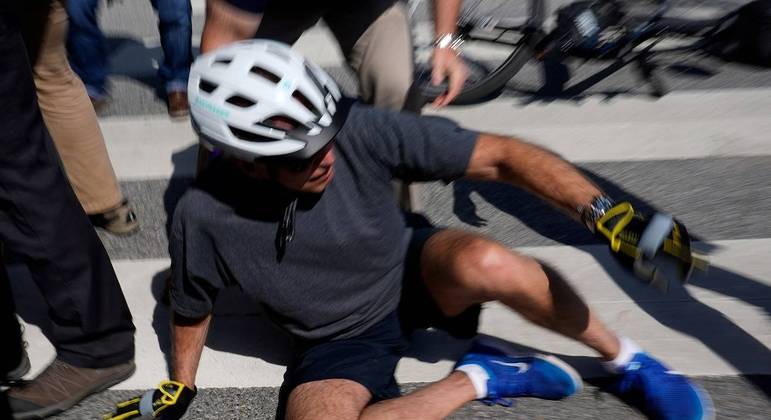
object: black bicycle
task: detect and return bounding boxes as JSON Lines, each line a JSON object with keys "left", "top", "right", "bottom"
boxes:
{"left": 407, "top": 0, "right": 750, "bottom": 106}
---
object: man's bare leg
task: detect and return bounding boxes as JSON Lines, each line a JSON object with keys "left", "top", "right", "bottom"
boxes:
{"left": 285, "top": 373, "right": 476, "bottom": 420}
{"left": 420, "top": 230, "right": 621, "bottom": 360}
{"left": 362, "top": 372, "right": 475, "bottom": 419}
{"left": 285, "top": 379, "right": 370, "bottom": 420}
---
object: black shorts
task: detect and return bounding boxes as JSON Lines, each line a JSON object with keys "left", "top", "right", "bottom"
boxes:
{"left": 277, "top": 214, "right": 481, "bottom": 415}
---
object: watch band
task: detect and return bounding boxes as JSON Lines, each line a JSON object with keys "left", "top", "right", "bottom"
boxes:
{"left": 578, "top": 195, "right": 616, "bottom": 232}
{"left": 433, "top": 33, "right": 464, "bottom": 51}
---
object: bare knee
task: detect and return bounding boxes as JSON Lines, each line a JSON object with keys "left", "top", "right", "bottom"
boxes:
{"left": 451, "top": 237, "right": 545, "bottom": 299}
{"left": 285, "top": 379, "right": 371, "bottom": 420}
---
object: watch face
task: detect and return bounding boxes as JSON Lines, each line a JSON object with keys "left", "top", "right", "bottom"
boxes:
{"left": 581, "top": 195, "right": 615, "bottom": 232}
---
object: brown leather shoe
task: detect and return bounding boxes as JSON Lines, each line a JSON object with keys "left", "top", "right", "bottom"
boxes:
{"left": 7, "top": 358, "right": 135, "bottom": 419}
{"left": 167, "top": 90, "right": 189, "bottom": 119}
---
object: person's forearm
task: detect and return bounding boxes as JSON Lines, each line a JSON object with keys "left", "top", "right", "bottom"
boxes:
{"left": 172, "top": 312, "right": 212, "bottom": 389}
{"left": 433, "top": 0, "right": 462, "bottom": 36}
{"left": 467, "top": 134, "right": 602, "bottom": 221}
{"left": 201, "top": 0, "right": 261, "bottom": 53}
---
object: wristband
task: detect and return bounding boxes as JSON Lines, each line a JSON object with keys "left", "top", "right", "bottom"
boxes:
{"left": 433, "top": 33, "right": 464, "bottom": 52}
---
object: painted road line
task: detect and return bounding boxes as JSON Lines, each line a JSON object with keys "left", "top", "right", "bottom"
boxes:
{"left": 10, "top": 238, "right": 770, "bottom": 389}
{"left": 101, "top": 87, "right": 771, "bottom": 180}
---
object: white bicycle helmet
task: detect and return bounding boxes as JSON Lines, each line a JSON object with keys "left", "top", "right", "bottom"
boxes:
{"left": 188, "top": 40, "right": 351, "bottom": 162}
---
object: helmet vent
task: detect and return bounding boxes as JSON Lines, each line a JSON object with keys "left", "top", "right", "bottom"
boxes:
{"left": 213, "top": 57, "right": 232, "bottom": 66}
{"left": 199, "top": 79, "right": 218, "bottom": 93}
{"left": 250, "top": 66, "right": 281, "bottom": 84}
{"left": 303, "top": 62, "right": 325, "bottom": 94}
{"left": 292, "top": 90, "right": 322, "bottom": 118}
{"left": 259, "top": 115, "right": 303, "bottom": 131}
{"left": 229, "top": 126, "right": 271, "bottom": 143}
{"left": 225, "top": 95, "right": 256, "bottom": 108}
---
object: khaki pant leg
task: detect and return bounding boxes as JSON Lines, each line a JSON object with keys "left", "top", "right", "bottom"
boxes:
{"left": 347, "top": 2, "right": 414, "bottom": 111}
{"left": 346, "top": 2, "right": 420, "bottom": 210}
{"left": 29, "top": 0, "right": 123, "bottom": 214}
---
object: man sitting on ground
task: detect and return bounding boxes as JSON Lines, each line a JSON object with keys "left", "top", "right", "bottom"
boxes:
{"left": 108, "top": 40, "right": 712, "bottom": 420}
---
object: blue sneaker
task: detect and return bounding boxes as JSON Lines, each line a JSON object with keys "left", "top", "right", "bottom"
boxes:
{"left": 455, "top": 341, "right": 582, "bottom": 406}
{"left": 607, "top": 352, "right": 714, "bottom": 420}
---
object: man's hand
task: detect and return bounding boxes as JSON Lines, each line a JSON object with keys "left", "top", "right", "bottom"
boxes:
{"left": 594, "top": 202, "right": 708, "bottom": 292}
{"left": 104, "top": 381, "right": 196, "bottom": 419}
{"left": 430, "top": 47, "right": 469, "bottom": 107}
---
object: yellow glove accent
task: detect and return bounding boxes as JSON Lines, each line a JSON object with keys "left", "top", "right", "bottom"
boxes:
{"left": 595, "top": 201, "right": 636, "bottom": 253}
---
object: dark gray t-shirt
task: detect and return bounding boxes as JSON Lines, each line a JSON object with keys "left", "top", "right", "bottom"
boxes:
{"left": 170, "top": 103, "right": 478, "bottom": 341}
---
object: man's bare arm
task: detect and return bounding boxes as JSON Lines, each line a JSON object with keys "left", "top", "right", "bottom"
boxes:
{"left": 465, "top": 133, "right": 603, "bottom": 221}
{"left": 201, "top": 0, "right": 262, "bottom": 53}
{"left": 172, "top": 313, "right": 212, "bottom": 389}
{"left": 431, "top": 0, "right": 468, "bottom": 107}
{"left": 433, "top": 0, "right": 462, "bottom": 36}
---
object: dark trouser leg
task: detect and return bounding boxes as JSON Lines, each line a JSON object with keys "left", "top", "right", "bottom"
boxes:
{"left": 150, "top": 0, "right": 193, "bottom": 93}
{"left": 0, "top": 243, "right": 25, "bottom": 377}
{"left": 64, "top": 0, "right": 107, "bottom": 97}
{"left": 0, "top": 13, "right": 134, "bottom": 369}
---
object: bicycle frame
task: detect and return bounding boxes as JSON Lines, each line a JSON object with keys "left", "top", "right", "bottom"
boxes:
{"left": 407, "top": 0, "right": 729, "bottom": 105}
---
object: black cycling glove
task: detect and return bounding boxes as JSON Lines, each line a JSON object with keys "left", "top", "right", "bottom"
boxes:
{"left": 592, "top": 201, "right": 708, "bottom": 292}
{"left": 104, "top": 381, "right": 196, "bottom": 420}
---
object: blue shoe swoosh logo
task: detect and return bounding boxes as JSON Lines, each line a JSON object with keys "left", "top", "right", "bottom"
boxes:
{"left": 490, "top": 360, "right": 530, "bottom": 373}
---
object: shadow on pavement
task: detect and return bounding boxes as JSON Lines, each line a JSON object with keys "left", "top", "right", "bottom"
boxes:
{"left": 162, "top": 143, "right": 198, "bottom": 236}
{"left": 105, "top": 36, "right": 201, "bottom": 100}
{"left": 504, "top": 53, "right": 721, "bottom": 106}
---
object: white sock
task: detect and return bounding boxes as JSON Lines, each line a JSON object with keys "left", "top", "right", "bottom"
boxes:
{"left": 455, "top": 364, "right": 489, "bottom": 399}
{"left": 603, "top": 337, "right": 643, "bottom": 373}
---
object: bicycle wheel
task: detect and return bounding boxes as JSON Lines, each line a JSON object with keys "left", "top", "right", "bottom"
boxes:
{"left": 408, "top": 0, "right": 546, "bottom": 106}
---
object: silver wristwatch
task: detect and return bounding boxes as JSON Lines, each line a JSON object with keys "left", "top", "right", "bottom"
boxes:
{"left": 578, "top": 195, "right": 616, "bottom": 233}
{"left": 433, "top": 33, "right": 464, "bottom": 52}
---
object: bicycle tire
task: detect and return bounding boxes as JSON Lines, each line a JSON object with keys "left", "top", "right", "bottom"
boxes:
{"left": 408, "top": 0, "right": 546, "bottom": 106}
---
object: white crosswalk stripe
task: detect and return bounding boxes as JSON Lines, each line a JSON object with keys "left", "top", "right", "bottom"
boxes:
{"left": 100, "top": 87, "right": 771, "bottom": 180}
{"left": 12, "top": 238, "right": 771, "bottom": 389}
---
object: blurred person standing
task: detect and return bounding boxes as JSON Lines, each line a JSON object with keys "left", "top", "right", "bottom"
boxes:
{"left": 202, "top": 0, "right": 468, "bottom": 110}
{"left": 1, "top": 2, "right": 136, "bottom": 418}
{"left": 20, "top": 0, "right": 139, "bottom": 235}
{"left": 66, "top": 0, "right": 193, "bottom": 117}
